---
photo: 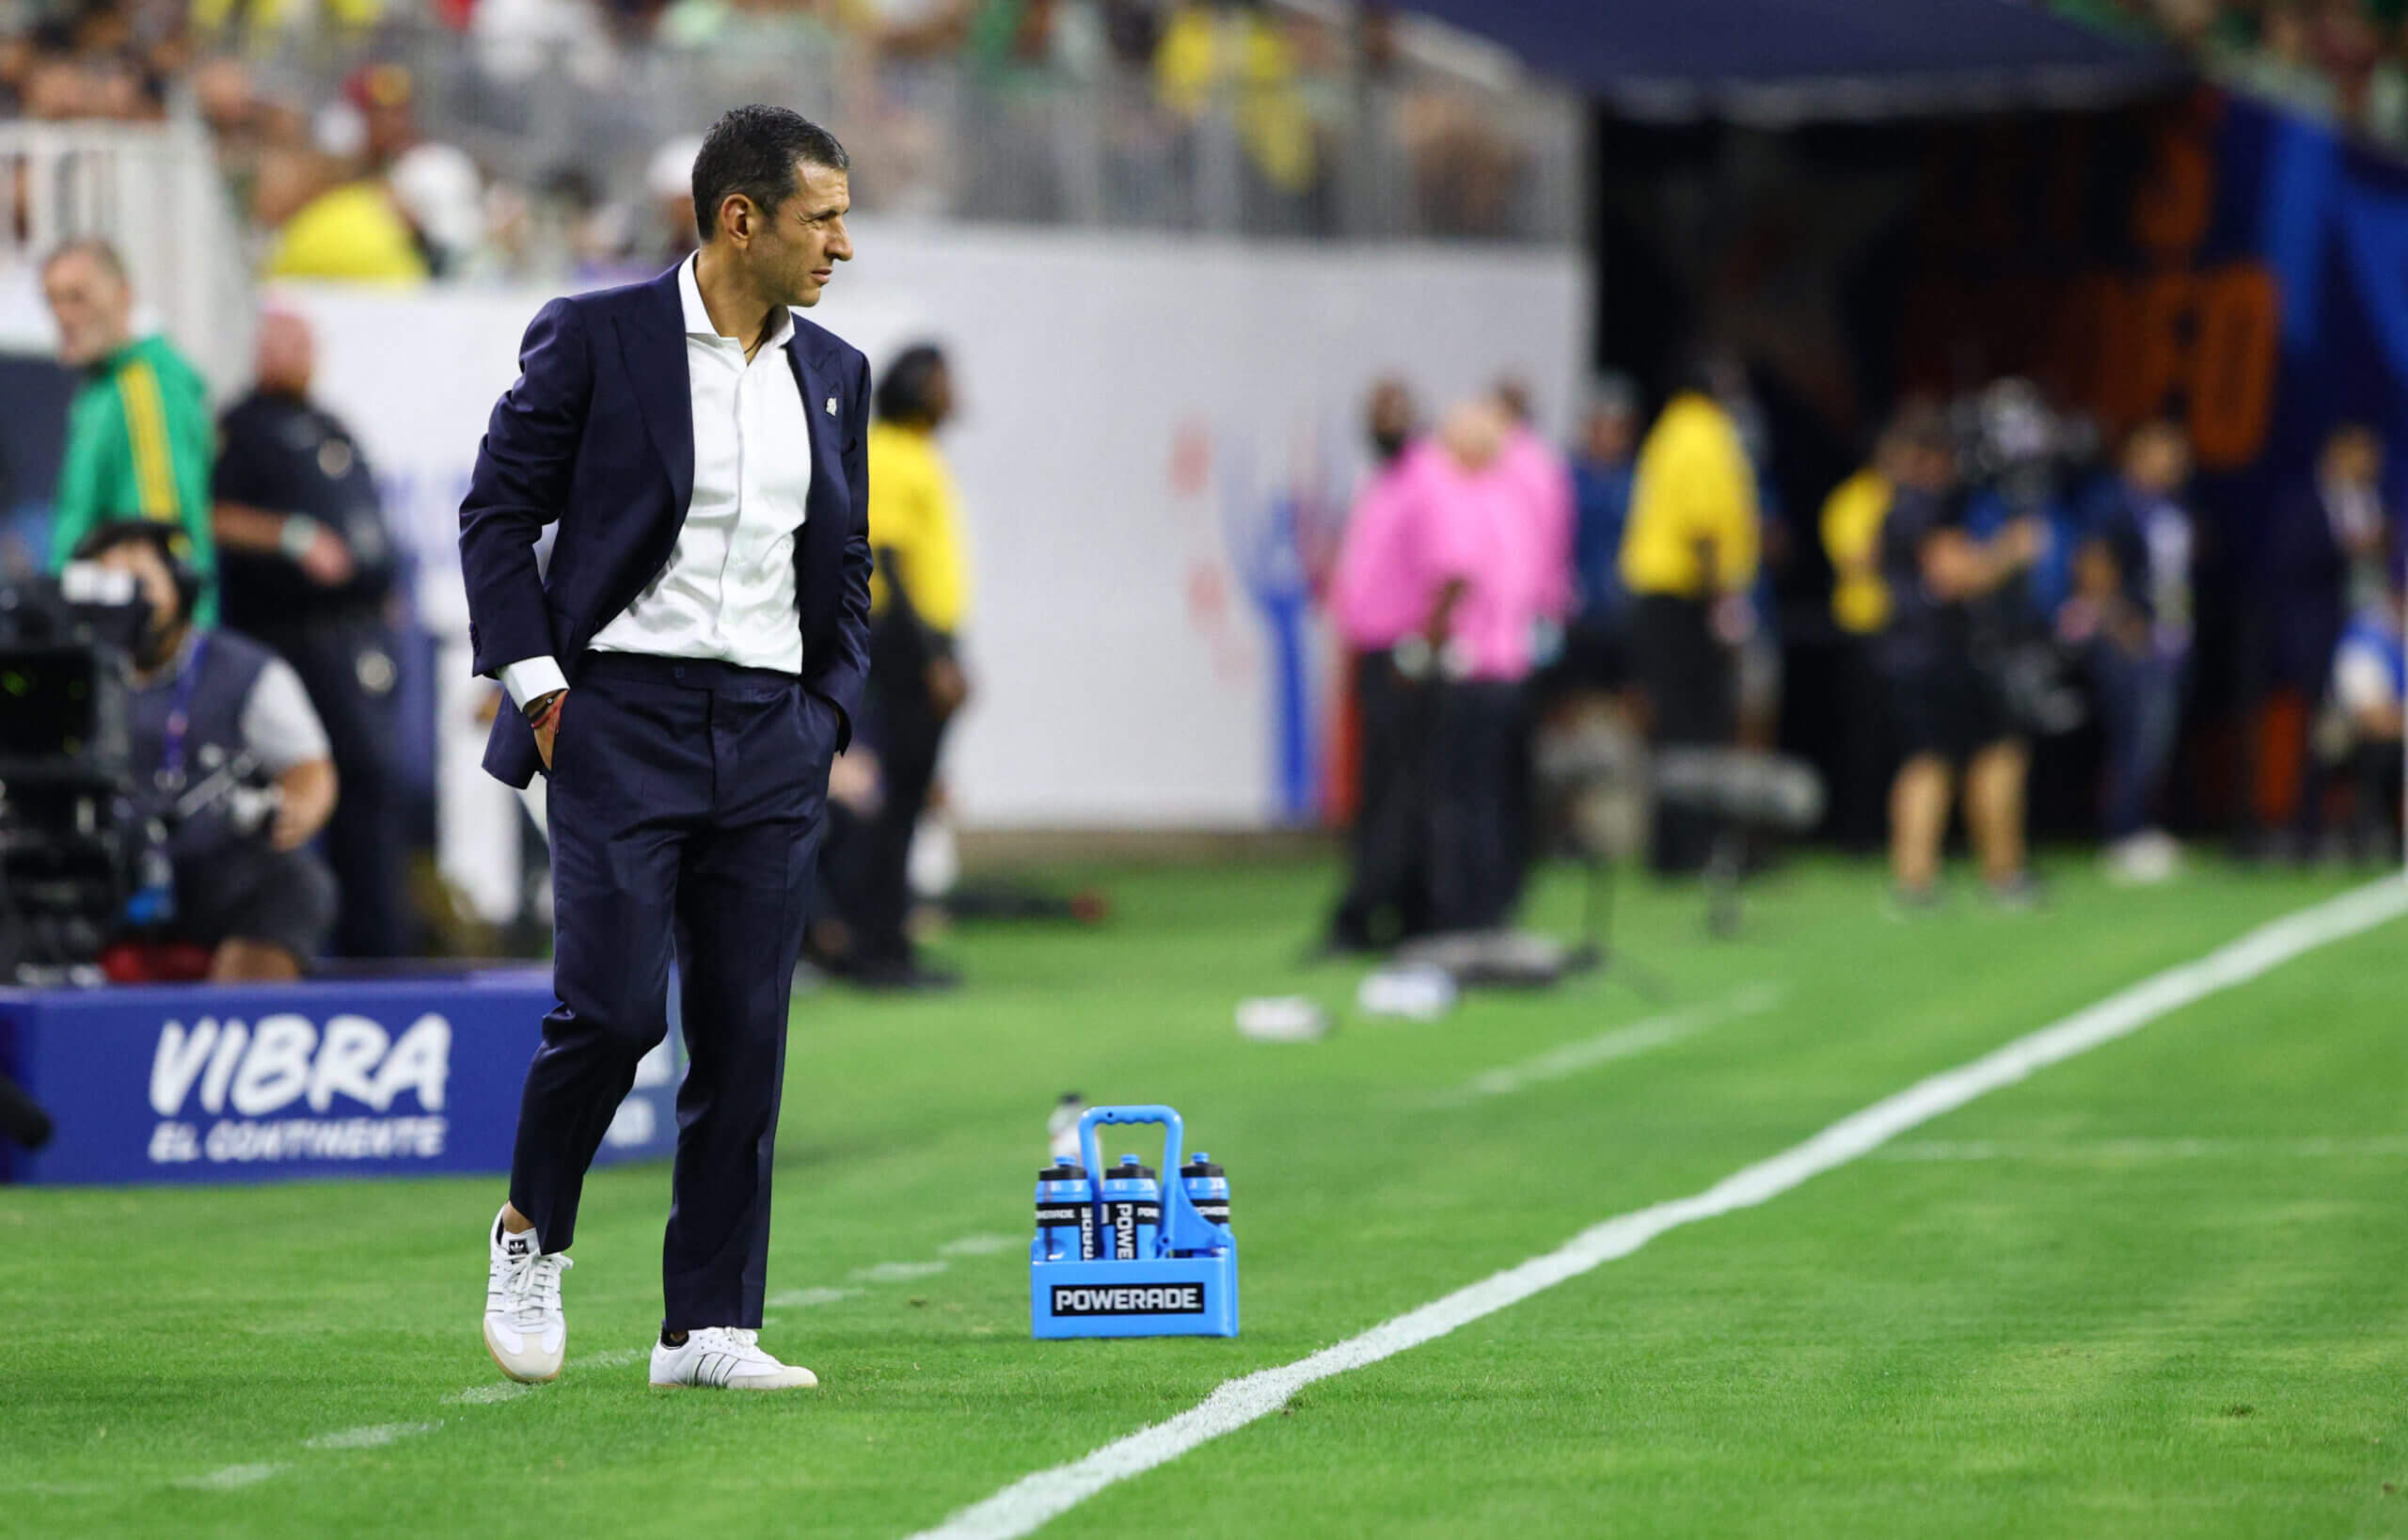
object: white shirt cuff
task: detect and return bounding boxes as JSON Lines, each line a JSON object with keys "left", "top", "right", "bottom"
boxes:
{"left": 495, "top": 656, "right": 569, "bottom": 710}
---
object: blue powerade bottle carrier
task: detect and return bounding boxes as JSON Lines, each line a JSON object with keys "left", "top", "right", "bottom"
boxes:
{"left": 1030, "top": 1103, "right": 1237, "bottom": 1339}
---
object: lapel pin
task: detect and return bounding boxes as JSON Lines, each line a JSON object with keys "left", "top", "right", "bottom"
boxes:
{"left": 825, "top": 396, "right": 838, "bottom": 416}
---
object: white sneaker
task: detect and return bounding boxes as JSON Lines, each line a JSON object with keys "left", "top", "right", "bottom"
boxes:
{"left": 482, "top": 1208, "right": 570, "bottom": 1384}
{"left": 649, "top": 1327, "right": 818, "bottom": 1390}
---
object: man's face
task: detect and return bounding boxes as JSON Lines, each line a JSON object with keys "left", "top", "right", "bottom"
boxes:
{"left": 255, "top": 311, "right": 315, "bottom": 396}
{"left": 43, "top": 250, "right": 132, "bottom": 369}
{"left": 739, "top": 161, "right": 852, "bottom": 310}
{"left": 2128, "top": 429, "right": 2190, "bottom": 494}
{"left": 2326, "top": 430, "right": 2382, "bottom": 488}
{"left": 1581, "top": 407, "right": 1634, "bottom": 465}
{"left": 92, "top": 538, "right": 182, "bottom": 646}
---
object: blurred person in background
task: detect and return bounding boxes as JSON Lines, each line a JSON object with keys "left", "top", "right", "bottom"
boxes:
{"left": 807, "top": 343, "right": 972, "bottom": 990}
{"left": 212, "top": 310, "right": 412, "bottom": 958}
{"left": 1877, "top": 407, "right": 2042, "bottom": 909}
{"left": 2065, "top": 421, "right": 2195, "bottom": 883}
{"left": 1153, "top": 0, "right": 1321, "bottom": 218}
{"left": 1560, "top": 372, "right": 1640, "bottom": 692}
{"left": 41, "top": 238, "right": 218, "bottom": 625}
{"left": 1960, "top": 378, "right": 2087, "bottom": 735}
{"left": 1820, "top": 413, "right": 1907, "bottom": 854}
{"left": 1410, "top": 398, "right": 1545, "bottom": 931}
{"left": 644, "top": 135, "right": 706, "bottom": 271}
{"left": 2262, "top": 422, "right": 2390, "bottom": 856}
{"left": 73, "top": 520, "right": 339, "bottom": 980}
{"left": 1490, "top": 374, "right": 1574, "bottom": 869}
{"left": 259, "top": 144, "right": 430, "bottom": 284}
{"left": 1325, "top": 394, "right": 1537, "bottom": 940}
{"left": 1322, "top": 376, "right": 1429, "bottom": 952}
{"left": 1493, "top": 374, "right": 1576, "bottom": 640}
{"left": 2321, "top": 540, "right": 2404, "bottom": 858}
{"left": 1618, "top": 352, "right": 1760, "bottom": 875}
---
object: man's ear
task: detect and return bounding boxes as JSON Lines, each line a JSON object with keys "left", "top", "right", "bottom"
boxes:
{"left": 721, "top": 194, "right": 755, "bottom": 248}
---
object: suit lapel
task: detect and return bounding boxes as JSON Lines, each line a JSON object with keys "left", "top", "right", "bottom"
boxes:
{"left": 784, "top": 332, "right": 844, "bottom": 526}
{"left": 615, "top": 266, "right": 696, "bottom": 517}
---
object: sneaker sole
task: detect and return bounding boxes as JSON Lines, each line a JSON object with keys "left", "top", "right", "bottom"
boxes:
{"left": 483, "top": 1318, "right": 562, "bottom": 1385}
{"left": 647, "top": 1376, "right": 820, "bottom": 1390}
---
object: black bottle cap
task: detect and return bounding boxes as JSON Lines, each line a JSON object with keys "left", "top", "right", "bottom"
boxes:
{"left": 1039, "top": 1161, "right": 1086, "bottom": 1181}
{"left": 1108, "top": 1158, "right": 1156, "bottom": 1182}
{"left": 1180, "top": 1158, "right": 1224, "bottom": 1179}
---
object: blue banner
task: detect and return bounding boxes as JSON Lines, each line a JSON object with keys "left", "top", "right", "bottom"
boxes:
{"left": 0, "top": 972, "right": 679, "bottom": 1185}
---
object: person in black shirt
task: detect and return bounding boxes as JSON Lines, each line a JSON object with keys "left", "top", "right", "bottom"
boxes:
{"left": 1876, "top": 409, "right": 2042, "bottom": 908}
{"left": 210, "top": 310, "right": 410, "bottom": 958}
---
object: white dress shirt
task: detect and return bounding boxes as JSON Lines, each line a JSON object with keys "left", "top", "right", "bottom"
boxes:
{"left": 498, "top": 255, "right": 813, "bottom": 706}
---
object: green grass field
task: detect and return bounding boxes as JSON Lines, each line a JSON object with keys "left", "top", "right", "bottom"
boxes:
{"left": 4, "top": 855, "right": 2405, "bottom": 1539}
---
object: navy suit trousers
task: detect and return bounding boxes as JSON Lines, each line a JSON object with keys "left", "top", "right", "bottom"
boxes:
{"left": 509, "top": 650, "right": 832, "bottom": 1331}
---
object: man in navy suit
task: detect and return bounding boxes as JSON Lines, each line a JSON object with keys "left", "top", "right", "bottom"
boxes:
{"left": 459, "top": 105, "right": 868, "bottom": 1391}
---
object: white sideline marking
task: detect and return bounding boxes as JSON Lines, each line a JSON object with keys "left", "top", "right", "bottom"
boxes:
{"left": 768, "top": 1286, "right": 863, "bottom": 1308}
{"left": 854, "top": 1261, "right": 950, "bottom": 1282}
{"left": 572, "top": 1347, "right": 646, "bottom": 1369}
{"left": 907, "top": 877, "right": 2408, "bottom": 1540}
{"left": 175, "top": 1464, "right": 283, "bottom": 1490}
{"left": 447, "top": 1383, "right": 539, "bottom": 1405}
{"left": 303, "top": 1422, "right": 442, "bottom": 1452}
{"left": 1431, "top": 983, "right": 1782, "bottom": 1106}
{"left": 1881, "top": 1135, "right": 2408, "bottom": 1163}
{"left": 938, "top": 1233, "right": 1022, "bottom": 1258}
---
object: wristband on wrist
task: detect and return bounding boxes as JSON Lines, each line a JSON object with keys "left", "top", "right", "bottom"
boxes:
{"left": 279, "top": 516, "right": 320, "bottom": 561}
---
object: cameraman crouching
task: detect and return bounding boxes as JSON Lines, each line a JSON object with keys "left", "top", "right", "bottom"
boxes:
{"left": 74, "top": 521, "right": 339, "bottom": 980}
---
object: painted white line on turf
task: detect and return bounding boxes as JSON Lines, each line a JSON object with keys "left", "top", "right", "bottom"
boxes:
{"left": 573, "top": 1347, "right": 647, "bottom": 1369}
{"left": 1880, "top": 1135, "right": 2408, "bottom": 1163}
{"left": 768, "top": 1285, "right": 863, "bottom": 1308}
{"left": 939, "top": 1233, "right": 1022, "bottom": 1257}
{"left": 303, "top": 1421, "right": 442, "bottom": 1452}
{"left": 906, "top": 876, "right": 2408, "bottom": 1540}
{"left": 1430, "top": 982, "right": 1782, "bottom": 1106}
{"left": 175, "top": 1464, "right": 283, "bottom": 1490}
{"left": 448, "top": 1382, "right": 540, "bottom": 1405}
{"left": 854, "top": 1260, "right": 950, "bottom": 1282}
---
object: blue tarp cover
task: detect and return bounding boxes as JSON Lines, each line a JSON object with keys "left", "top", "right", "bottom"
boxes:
{"left": 1409, "top": 0, "right": 2181, "bottom": 117}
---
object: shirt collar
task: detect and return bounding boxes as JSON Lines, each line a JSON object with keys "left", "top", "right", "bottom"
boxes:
{"left": 680, "top": 254, "right": 796, "bottom": 355}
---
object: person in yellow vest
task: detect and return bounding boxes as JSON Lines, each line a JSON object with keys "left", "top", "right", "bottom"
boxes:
{"left": 810, "top": 343, "right": 973, "bottom": 989}
{"left": 1619, "top": 361, "right": 1760, "bottom": 873}
{"left": 1819, "top": 415, "right": 1910, "bottom": 851}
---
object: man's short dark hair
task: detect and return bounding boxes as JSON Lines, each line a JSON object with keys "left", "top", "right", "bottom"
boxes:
{"left": 690, "top": 105, "right": 848, "bottom": 244}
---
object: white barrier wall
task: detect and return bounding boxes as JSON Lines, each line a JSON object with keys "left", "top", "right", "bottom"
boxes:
{"left": 277, "top": 224, "right": 1585, "bottom": 905}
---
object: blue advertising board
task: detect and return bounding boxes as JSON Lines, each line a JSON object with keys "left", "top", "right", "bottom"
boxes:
{"left": 0, "top": 971, "right": 680, "bottom": 1185}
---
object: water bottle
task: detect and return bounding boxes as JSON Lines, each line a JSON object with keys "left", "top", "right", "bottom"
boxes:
{"left": 1033, "top": 1159, "right": 1093, "bottom": 1262}
{"left": 1099, "top": 1154, "right": 1161, "bottom": 1261}
{"left": 1178, "top": 1152, "right": 1230, "bottom": 1256}
{"left": 1047, "top": 1092, "right": 1085, "bottom": 1164}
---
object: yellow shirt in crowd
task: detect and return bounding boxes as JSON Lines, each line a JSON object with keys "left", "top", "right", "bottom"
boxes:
{"left": 1619, "top": 391, "right": 1760, "bottom": 601}
{"left": 867, "top": 421, "right": 971, "bottom": 633}
{"left": 1820, "top": 467, "right": 1893, "bottom": 634}
{"left": 265, "top": 181, "right": 429, "bottom": 285}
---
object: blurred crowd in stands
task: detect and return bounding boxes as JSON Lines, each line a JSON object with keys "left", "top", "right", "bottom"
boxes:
{"left": 1322, "top": 357, "right": 2405, "bottom": 943}
{"left": 0, "top": 0, "right": 1574, "bottom": 287}
{"left": 2053, "top": 0, "right": 2408, "bottom": 151}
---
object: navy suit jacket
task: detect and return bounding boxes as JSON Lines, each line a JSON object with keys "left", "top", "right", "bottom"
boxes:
{"left": 459, "top": 264, "right": 873, "bottom": 787}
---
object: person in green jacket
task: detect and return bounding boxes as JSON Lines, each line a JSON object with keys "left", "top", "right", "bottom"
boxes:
{"left": 41, "top": 238, "right": 219, "bottom": 624}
